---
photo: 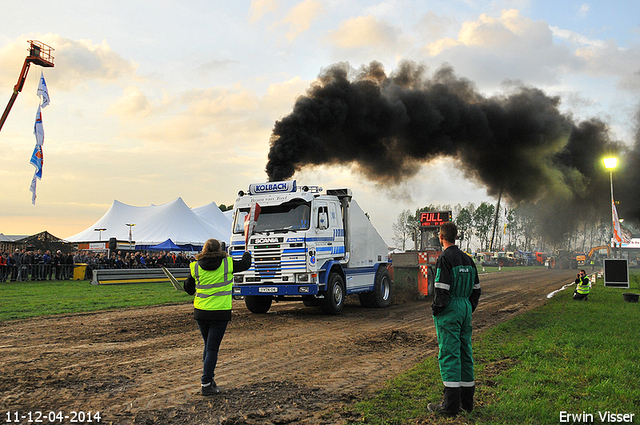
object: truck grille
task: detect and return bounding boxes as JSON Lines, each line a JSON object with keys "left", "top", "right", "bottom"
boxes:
{"left": 253, "top": 244, "right": 281, "bottom": 280}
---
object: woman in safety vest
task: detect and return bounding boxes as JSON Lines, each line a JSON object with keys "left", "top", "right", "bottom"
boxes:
{"left": 184, "top": 239, "right": 251, "bottom": 395}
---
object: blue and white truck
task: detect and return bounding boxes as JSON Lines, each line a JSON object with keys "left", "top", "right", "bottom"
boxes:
{"left": 229, "top": 180, "right": 392, "bottom": 315}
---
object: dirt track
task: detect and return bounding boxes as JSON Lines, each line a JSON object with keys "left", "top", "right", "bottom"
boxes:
{"left": 0, "top": 268, "right": 576, "bottom": 424}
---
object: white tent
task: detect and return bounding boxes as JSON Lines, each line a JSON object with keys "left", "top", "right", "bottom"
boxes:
{"left": 65, "top": 198, "right": 231, "bottom": 247}
{"left": 192, "top": 201, "right": 233, "bottom": 238}
{"left": 222, "top": 209, "right": 234, "bottom": 223}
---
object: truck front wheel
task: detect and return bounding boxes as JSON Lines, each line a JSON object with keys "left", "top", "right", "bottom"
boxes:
{"left": 245, "top": 295, "right": 272, "bottom": 314}
{"left": 320, "top": 273, "right": 345, "bottom": 315}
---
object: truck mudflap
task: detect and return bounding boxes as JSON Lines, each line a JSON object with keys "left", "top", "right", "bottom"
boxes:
{"left": 232, "top": 284, "right": 319, "bottom": 296}
{"left": 319, "top": 260, "right": 388, "bottom": 294}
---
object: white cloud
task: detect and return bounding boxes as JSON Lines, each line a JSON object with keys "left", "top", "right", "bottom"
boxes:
{"left": 457, "top": 11, "right": 519, "bottom": 47}
{"left": 421, "top": 8, "right": 640, "bottom": 93}
{"left": 550, "top": 27, "right": 640, "bottom": 92}
{"left": 327, "top": 15, "right": 407, "bottom": 58}
{"left": 107, "top": 86, "right": 153, "bottom": 120}
{"left": 422, "top": 9, "right": 577, "bottom": 86}
{"left": 249, "top": 0, "right": 279, "bottom": 23}
{"left": 41, "top": 35, "right": 138, "bottom": 90}
{"left": 550, "top": 26, "right": 606, "bottom": 48}
{"left": 577, "top": 3, "right": 590, "bottom": 18}
{"left": 414, "top": 11, "right": 457, "bottom": 41}
{"left": 261, "top": 76, "right": 309, "bottom": 117}
{"left": 197, "top": 58, "right": 240, "bottom": 79}
{"left": 272, "top": 0, "right": 325, "bottom": 41}
{"left": 104, "top": 76, "right": 310, "bottom": 156}
{"left": 183, "top": 87, "right": 260, "bottom": 117}
{"left": 0, "top": 40, "right": 32, "bottom": 87}
{"left": 363, "top": 1, "right": 401, "bottom": 20}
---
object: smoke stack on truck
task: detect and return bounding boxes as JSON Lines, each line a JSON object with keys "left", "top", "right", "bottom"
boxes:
{"left": 230, "top": 180, "right": 392, "bottom": 315}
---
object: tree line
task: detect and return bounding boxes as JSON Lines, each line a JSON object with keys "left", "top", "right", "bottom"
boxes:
{"left": 393, "top": 202, "right": 611, "bottom": 254}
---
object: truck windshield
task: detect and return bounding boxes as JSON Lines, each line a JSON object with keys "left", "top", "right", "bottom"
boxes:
{"left": 233, "top": 199, "right": 311, "bottom": 234}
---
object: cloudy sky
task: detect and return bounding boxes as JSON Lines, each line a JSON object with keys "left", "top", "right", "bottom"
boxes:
{"left": 1, "top": 0, "right": 639, "bottom": 245}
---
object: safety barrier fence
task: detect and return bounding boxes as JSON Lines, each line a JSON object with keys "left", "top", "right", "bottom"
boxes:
{"left": 91, "top": 267, "right": 191, "bottom": 285}
{"left": 0, "top": 264, "right": 74, "bottom": 282}
{"left": 0, "top": 263, "right": 189, "bottom": 282}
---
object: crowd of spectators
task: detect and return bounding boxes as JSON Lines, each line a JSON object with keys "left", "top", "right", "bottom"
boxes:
{"left": 0, "top": 249, "right": 192, "bottom": 282}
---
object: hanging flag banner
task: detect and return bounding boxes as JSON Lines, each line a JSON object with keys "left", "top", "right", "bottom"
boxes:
{"left": 37, "top": 71, "right": 50, "bottom": 108}
{"left": 33, "top": 104, "right": 44, "bottom": 145}
{"left": 29, "top": 103, "right": 45, "bottom": 204}
{"left": 29, "top": 71, "right": 50, "bottom": 204}
{"left": 30, "top": 143, "right": 43, "bottom": 179}
{"left": 612, "top": 200, "right": 629, "bottom": 244}
{"left": 29, "top": 175, "right": 38, "bottom": 205}
{"left": 621, "top": 224, "right": 633, "bottom": 244}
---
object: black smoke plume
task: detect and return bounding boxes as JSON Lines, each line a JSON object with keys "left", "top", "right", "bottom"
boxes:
{"left": 266, "top": 61, "right": 638, "bottom": 242}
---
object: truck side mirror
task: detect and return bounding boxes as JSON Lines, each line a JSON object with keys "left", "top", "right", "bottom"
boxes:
{"left": 318, "top": 211, "right": 328, "bottom": 230}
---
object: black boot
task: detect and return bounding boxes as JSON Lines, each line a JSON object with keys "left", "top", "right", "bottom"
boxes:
{"left": 428, "top": 387, "right": 461, "bottom": 416}
{"left": 201, "top": 381, "right": 220, "bottom": 396}
{"left": 461, "top": 385, "right": 475, "bottom": 412}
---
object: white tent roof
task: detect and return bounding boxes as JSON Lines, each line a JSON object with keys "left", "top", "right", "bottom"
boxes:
{"left": 65, "top": 198, "right": 231, "bottom": 246}
{"left": 192, "top": 201, "right": 233, "bottom": 238}
{"left": 222, "top": 209, "right": 234, "bottom": 222}
{"left": 0, "top": 233, "right": 28, "bottom": 242}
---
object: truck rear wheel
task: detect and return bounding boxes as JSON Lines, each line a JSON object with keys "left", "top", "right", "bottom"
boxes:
{"left": 320, "top": 273, "right": 344, "bottom": 315}
{"left": 359, "top": 267, "right": 392, "bottom": 308}
{"left": 245, "top": 295, "right": 272, "bottom": 314}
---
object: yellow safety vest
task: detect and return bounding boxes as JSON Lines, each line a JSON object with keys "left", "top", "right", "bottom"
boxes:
{"left": 576, "top": 276, "right": 590, "bottom": 295}
{"left": 191, "top": 257, "right": 233, "bottom": 311}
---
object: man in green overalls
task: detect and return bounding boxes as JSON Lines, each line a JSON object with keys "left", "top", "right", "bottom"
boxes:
{"left": 428, "top": 222, "right": 481, "bottom": 416}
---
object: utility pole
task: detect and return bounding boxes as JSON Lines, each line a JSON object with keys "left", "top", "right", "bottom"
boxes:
{"left": 489, "top": 186, "right": 503, "bottom": 252}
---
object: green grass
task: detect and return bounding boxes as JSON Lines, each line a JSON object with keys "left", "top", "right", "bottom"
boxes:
{"left": 350, "top": 270, "right": 640, "bottom": 424}
{"left": 0, "top": 279, "right": 192, "bottom": 321}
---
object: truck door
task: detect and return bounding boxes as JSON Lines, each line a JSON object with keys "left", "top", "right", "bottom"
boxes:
{"left": 313, "top": 201, "right": 334, "bottom": 266}
{"left": 328, "top": 201, "right": 345, "bottom": 259}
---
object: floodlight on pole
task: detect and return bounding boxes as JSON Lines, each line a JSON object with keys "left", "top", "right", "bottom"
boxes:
{"left": 603, "top": 157, "right": 618, "bottom": 257}
{"left": 125, "top": 223, "right": 136, "bottom": 249}
{"left": 94, "top": 228, "right": 107, "bottom": 241}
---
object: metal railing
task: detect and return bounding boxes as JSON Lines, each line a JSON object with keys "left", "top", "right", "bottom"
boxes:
{"left": 0, "top": 262, "right": 190, "bottom": 282}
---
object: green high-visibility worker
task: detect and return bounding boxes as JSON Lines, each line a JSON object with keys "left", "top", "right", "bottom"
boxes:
{"left": 428, "top": 222, "right": 481, "bottom": 416}
{"left": 184, "top": 239, "right": 251, "bottom": 396}
{"left": 573, "top": 270, "right": 590, "bottom": 301}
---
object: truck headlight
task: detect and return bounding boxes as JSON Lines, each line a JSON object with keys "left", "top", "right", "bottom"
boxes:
{"left": 297, "top": 274, "right": 309, "bottom": 282}
{"left": 234, "top": 275, "right": 244, "bottom": 283}
{"left": 233, "top": 287, "right": 241, "bottom": 294}
{"left": 298, "top": 286, "right": 310, "bottom": 293}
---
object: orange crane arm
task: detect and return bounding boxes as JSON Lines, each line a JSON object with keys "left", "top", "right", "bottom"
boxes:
{"left": 0, "top": 58, "right": 32, "bottom": 132}
{"left": 0, "top": 41, "right": 54, "bottom": 133}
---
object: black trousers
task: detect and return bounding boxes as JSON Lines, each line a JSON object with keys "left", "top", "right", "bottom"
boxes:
{"left": 196, "top": 319, "right": 229, "bottom": 385}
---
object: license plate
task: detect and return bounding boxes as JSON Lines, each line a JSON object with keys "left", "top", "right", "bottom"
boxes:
{"left": 258, "top": 287, "right": 278, "bottom": 293}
